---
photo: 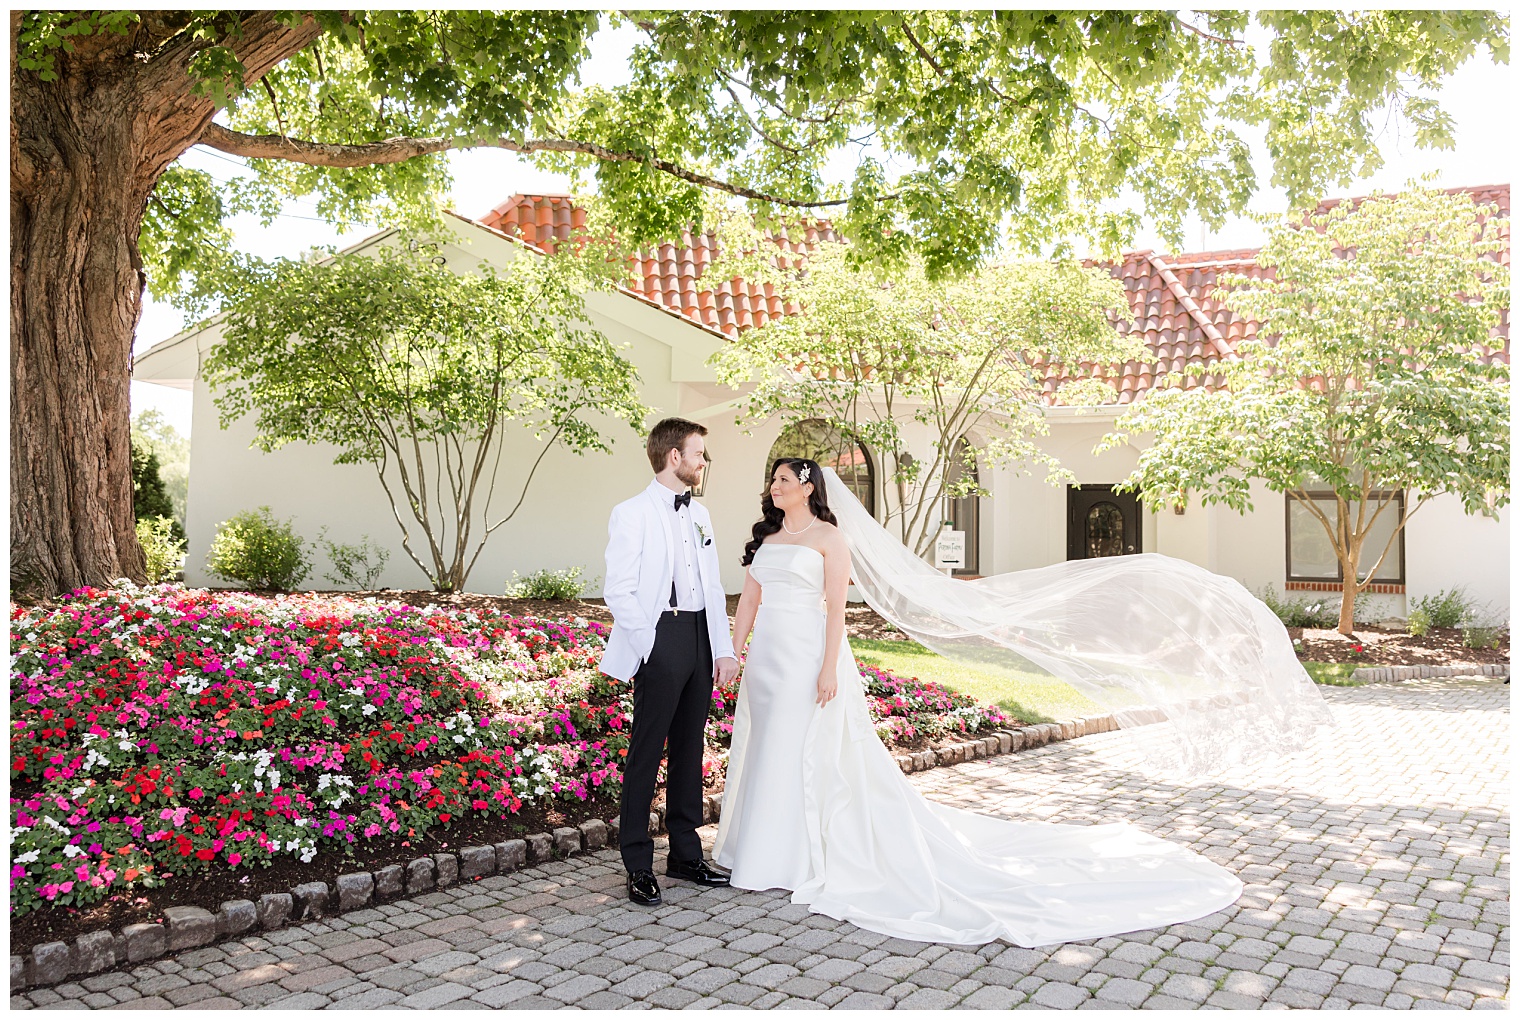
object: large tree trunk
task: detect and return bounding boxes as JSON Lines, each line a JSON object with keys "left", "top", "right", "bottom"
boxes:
{"left": 10, "top": 75, "right": 154, "bottom": 598}
{"left": 9, "top": 13, "right": 322, "bottom": 598}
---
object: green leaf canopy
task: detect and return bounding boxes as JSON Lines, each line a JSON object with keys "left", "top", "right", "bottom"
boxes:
{"left": 21, "top": 10, "right": 1493, "bottom": 305}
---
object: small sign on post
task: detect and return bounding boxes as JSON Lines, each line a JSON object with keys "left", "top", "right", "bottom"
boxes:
{"left": 934, "top": 528, "right": 966, "bottom": 575}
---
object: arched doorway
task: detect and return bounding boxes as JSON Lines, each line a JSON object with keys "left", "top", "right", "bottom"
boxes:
{"left": 767, "top": 419, "right": 875, "bottom": 517}
{"left": 945, "top": 436, "right": 980, "bottom": 575}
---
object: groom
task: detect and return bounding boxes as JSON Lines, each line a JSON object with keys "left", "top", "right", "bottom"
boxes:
{"left": 601, "top": 418, "right": 740, "bottom": 906}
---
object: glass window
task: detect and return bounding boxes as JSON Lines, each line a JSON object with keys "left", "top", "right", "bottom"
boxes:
{"left": 768, "top": 419, "right": 874, "bottom": 517}
{"left": 1286, "top": 492, "right": 1404, "bottom": 583}
{"left": 1085, "top": 502, "right": 1126, "bottom": 558}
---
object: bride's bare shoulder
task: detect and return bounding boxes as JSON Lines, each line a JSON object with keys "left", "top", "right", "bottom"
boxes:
{"left": 815, "top": 521, "right": 848, "bottom": 553}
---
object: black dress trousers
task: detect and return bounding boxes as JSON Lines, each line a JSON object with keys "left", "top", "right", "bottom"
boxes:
{"left": 619, "top": 608, "right": 713, "bottom": 873}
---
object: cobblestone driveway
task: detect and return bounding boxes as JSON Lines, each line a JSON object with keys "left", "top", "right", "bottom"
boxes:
{"left": 13, "top": 676, "right": 1508, "bottom": 1010}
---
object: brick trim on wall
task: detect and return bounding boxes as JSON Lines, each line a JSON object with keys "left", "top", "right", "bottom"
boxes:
{"left": 1285, "top": 581, "right": 1406, "bottom": 595}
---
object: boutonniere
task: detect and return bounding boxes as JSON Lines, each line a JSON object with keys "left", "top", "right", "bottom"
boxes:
{"left": 695, "top": 523, "right": 712, "bottom": 547}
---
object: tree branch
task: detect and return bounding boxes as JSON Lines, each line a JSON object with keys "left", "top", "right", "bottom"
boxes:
{"left": 900, "top": 20, "right": 948, "bottom": 79}
{"left": 1172, "top": 14, "right": 1245, "bottom": 47}
{"left": 261, "top": 75, "right": 288, "bottom": 137}
{"left": 900, "top": 17, "right": 1029, "bottom": 111}
{"left": 721, "top": 79, "right": 804, "bottom": 155}
{"left": 200, "top": 122, "right": 868, "bottom": 209}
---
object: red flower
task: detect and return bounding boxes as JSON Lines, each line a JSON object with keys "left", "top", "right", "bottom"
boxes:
{"left": 195, "top": 848, "right": 216, "bottom": 861}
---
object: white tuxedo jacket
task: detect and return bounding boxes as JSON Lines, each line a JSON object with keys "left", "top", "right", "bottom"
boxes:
{"left": 599, "top": 482, "right": 735, "bottom": 681}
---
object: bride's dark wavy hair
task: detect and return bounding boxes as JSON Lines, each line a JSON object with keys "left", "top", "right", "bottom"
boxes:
{"left": 741, "top": 458, "right": 838, "bottom": 566}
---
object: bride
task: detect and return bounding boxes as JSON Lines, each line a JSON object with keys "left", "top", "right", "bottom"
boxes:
{"left": 712, "top": 457, "right": 1328, "bottom": 947}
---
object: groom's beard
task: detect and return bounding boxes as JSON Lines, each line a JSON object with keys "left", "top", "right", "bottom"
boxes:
{"left": 676, "top": 463, "right": 703, "bottom": 488}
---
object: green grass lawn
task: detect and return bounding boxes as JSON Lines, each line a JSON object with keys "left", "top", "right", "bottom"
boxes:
{"left": 852, "top": 638, "right": 1361, "bottom": 723}
{"left": 851, "top": 637, "right": 1100, "bottom": 725}
{"left": 1302, "top": 661, "right": 1362, "bottom": 686}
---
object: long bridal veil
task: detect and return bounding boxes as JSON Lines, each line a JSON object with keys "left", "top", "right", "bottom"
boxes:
{"left": 821, "top": 467, "right": 1334, "bottom": 777}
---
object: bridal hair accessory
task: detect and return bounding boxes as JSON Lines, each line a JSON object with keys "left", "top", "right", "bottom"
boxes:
{"left": 815, "top": 466, "right": 1333, "bottom": 778}
{"left": 797, "top": 466, "right": 811, "bottom": 485}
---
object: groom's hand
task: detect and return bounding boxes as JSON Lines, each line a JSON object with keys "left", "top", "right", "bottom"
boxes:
{"left": 714, "top": 656, "right": 740, "bottom": 684}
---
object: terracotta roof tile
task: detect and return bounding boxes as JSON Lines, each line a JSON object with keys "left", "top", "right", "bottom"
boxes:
{"left": 479, "top": 195, "right": 841, "bottom": 340}
{"left": 1068, "top": 184, "right": 1509, "bottom": 405}
{"left": 475, "top": 186, "right": 1508, "bottom": 405}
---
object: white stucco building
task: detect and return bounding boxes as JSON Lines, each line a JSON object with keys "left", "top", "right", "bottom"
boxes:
{"left": 133, "top": 189, "right": 1510, "bottom": 617}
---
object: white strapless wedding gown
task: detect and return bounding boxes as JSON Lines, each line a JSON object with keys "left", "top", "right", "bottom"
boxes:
{"left": 712, "top": 543, "right": 1243, "bottom": 947}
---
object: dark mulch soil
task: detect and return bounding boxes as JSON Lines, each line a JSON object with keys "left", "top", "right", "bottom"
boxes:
{"left": 10, "top": 785, "right": 738, "bottom": 955}
{"left": 1288, "top": 624, "right": 1508, "bottom": 666}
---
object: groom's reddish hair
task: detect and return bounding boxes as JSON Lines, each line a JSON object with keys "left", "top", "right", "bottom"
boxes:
{"left": 646, "top": 417, "right": 708, "bottom": 471}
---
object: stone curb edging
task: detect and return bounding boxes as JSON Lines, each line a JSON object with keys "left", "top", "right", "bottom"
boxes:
{"left": 11, "top": 814, "right": 628, "bottom": 993}
{"left": 891, "top": 715, "right": 1120, "bottom": 774}
{"left": 11, "top": 714, "right": 1113, "bottom": 992}
{"left": 1349, "top": 663, "right": 1509, "bottom": 683}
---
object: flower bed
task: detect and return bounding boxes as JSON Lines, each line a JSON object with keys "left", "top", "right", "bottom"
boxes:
{"left": 10, "top": 584, "right": 1011, "bottom": 931}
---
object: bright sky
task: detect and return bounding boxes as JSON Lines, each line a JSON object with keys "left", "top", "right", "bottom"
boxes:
{"left": 132, "top": 27, "right": 1511, "bottom": 438}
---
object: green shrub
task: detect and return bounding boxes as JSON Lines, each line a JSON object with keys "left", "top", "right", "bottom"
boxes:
{"left": 206, "top": 507, "right": 310, "bottom": 590}
{"left": 135, "top": 516, "right": 185, "bottom": 583}
{"left": 1411, "top": 587, "right": 1474, "bottom": 630}
{"left": 1255, "top": 585, "right": 1374, "bottom": 628}
{"left": 1406, "top": 608, "right": 1432, "bottom": 638}
{"left": 505, "top": 566, "right": 595, "bottom": 600}
{"left": 131, "top": 442, "right": 184, "bottom": 543}
{"left": 1461, "top": 624, "right": 1505, "bottom": 650}
{"left": 1459, "top": 603, "right": 1506, "bottom": 650}
{"left": 315, "top": 528, "right": 390, "bottom": 589}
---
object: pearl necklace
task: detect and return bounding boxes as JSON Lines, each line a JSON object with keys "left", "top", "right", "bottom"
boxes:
{"left": 781, "top": 515, "right": 818, "bottom": 535}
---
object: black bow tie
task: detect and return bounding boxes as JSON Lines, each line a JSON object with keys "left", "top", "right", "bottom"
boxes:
{"left": 673, "top": 491, "right": 691, "bottom": 510}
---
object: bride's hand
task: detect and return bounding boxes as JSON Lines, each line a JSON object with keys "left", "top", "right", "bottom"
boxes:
{"left": 815, "top": 666, "right": 838, "bottom": 708}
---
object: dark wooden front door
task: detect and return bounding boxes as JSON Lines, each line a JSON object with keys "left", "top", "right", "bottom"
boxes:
{"left": 1067, "top": 485, "right": 1142, "bottom": 560}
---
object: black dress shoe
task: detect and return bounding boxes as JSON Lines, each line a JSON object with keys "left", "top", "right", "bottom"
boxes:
{"left": 665, "top": 856, "right": 731, "bottom": 887}
{"left": 627, "top": 869, "right": 662, "bottom": 906}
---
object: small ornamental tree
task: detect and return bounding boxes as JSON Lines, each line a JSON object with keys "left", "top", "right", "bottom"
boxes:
{"left": 205, "top": 240, "right": 647, "bottom": 592}
{"left": 714, "top": 241, "right": 1142, "bottom": 556}
{"left": 1100, "top": 185, "right": 1509, "bottom": 634}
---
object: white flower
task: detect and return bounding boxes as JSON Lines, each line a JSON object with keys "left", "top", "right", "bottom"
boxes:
{"left": 14, "top": 850, "right": 39, "bottom": 864}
